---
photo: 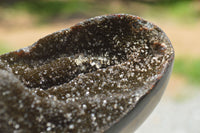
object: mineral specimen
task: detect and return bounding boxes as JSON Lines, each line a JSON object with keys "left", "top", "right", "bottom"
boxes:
{"left": 0, "top": 14, "right": 174, "bottom": 133}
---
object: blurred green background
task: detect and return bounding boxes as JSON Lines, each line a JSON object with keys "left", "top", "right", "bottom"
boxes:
{"left": 0, "top": 0, "right": 200, "bottom": 132}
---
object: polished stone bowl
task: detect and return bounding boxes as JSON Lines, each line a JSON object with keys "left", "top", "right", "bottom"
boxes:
{"left": 0, "top": 14, "right": 174, "bottom": 133}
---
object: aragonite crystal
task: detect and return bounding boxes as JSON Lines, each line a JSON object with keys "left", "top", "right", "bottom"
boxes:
{"left": 0, "top": 14, "right": 174, "bottom": 133}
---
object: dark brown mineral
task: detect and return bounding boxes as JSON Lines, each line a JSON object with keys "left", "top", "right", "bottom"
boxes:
{"left": 0, "top": 14, "right": 174, "bottom": 133}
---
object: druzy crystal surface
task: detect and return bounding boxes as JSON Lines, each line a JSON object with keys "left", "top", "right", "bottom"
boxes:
{"left": 0, "top": 14, "right": 174, "bottom": 133}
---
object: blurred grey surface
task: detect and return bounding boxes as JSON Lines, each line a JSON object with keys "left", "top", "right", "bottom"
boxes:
{"left": 137, "top": 88, "right": 200, "bottom": 133}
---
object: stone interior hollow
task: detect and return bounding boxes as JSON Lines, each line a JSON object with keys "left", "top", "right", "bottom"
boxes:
{"left": 0, "top": 15, "right": 169, "bottom": 91}
{"left": 0, "top": 15, "right": 174, "bottom": 133}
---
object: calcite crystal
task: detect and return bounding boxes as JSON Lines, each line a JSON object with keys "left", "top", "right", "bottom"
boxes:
{"left": 0, "top": 14, "right": 174, "bottom": 133}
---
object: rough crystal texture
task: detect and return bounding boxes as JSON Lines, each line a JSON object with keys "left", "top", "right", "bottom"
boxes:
{"left": 0, "top": 14, "right": 174, "bottom": 133}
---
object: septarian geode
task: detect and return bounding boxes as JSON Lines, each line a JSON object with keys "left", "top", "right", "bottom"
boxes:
{"left": 0, "top": 14, "right": 174, "bottom": 133}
